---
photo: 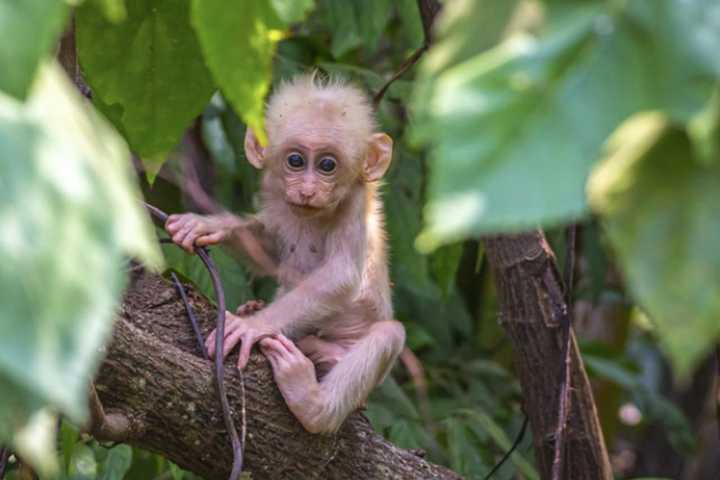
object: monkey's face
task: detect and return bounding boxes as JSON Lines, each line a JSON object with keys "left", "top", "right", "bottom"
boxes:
{"left": 268, "top": 126, "right": 362, "bottom": 217}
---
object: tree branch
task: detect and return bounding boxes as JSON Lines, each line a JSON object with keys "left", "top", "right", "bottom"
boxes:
{"left": 484, "top": 232, "right": 612, "bottom": 480}
{"left": 96, "top": 271, "right": 461, "bottom": 480}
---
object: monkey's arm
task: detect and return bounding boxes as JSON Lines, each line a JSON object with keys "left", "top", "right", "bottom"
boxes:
{"left": 165, "top": 212, "right": 279, "bottom": 277}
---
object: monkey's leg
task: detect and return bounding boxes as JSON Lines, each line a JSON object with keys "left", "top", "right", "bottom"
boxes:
{"left": 297, "top": 335, "right": 348, "bottom": 379}
{"left": 261, "top": 320, "right": 405, "bottom": 434}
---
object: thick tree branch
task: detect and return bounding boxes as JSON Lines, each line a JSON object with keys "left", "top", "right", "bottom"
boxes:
{"left": 484, "top": 232, "right": 612, "bottom": 480}
{"left": 96, "top": 271, "right": 461, "bottom": 480}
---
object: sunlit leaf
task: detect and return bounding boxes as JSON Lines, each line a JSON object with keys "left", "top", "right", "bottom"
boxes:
{"left": 0, "top": 0, "right": 68, "bottom": 99}
{"left": 191, "top": 0, "right": 282, "bottom": 145}
{"left": 77, "top": 0, "right": 215, "bottom": 175}
{"left": 589, "top": 113, "right": 720, "bottom": 377}
{"left": 270, "top": 0, "right": 315, "bottom": 23}
{"left": 0, "top": 62, "right": 160, "bottom": 472}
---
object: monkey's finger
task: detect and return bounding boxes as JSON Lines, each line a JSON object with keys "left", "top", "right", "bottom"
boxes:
{"left": 237, "top": 336, "right": 255, "bottom": 370}
{"left": 173, "top": 224, "right": 196, "bottom": 251}
{"left": 222, "top": 328, "right": 245, "bottom": 360}
{"left": 181, "top": 230, "right": 200, "bottom": 252}
{"left": 260, "top": 345, "right": 290, "bottom": 372}
{"left": 275, "top": 334, "right": 304, "bottom": 357}
{"left": 259, "top": 337, "right": 292, "bottom": 361}
{"left": 205, "top": 329, "right": 218, "bottom": 357}
{"left": 196, "top": 231, "right": 224, "bottom": 247}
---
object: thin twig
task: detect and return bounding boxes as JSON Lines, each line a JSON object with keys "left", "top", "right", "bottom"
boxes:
{"left": 482, "top": 415, "right": 529, "bottom": 480}
{"left": 715, "top": 345, "right": 720, "bottom": 444}
{"left": 170, "top": 272, "right": 209, "bottom": 361}
{"left": 144, "top": 203, "right": 245, "bottom": 479}
{"left": 550, "top": 225, "right": 578, "bottom": 480}
{"left": 0, "top": 447, "right": 10, "bottom": 479}
{"left": 373, "top": 0, "right": 441, "bottom": 106}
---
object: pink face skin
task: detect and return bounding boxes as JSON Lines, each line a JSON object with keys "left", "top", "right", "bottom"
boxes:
{"left": 267, "top": 123, "right": 362, "bottom": 217}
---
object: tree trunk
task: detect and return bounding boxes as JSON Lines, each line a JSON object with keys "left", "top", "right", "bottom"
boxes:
{"left": 95, "top": 270, "right": 461, "bottom": 480}
{"left": 484, "top": 232, "right": 612, "bottom": 480}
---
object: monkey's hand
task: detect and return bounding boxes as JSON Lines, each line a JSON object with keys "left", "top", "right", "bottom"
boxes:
{"left": 205, "top": 311, "right": 278, "bottom": 370}
{"left": 165, "top": 213, "right": 242, "bottom": 253}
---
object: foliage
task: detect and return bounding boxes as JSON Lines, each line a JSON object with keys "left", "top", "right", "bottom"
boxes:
{"left": 411, "top": 0, "right": 720, "bottom": 376}
{"left": 1, "top": 0, "right": 718, "bottom": 479}
{"left": 0, "top": 63, "right": 160, "bottom": 475}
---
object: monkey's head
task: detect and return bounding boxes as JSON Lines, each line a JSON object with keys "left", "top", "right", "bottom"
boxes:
{"left": 244, "top": 73, "right": 393, "bottom": 217}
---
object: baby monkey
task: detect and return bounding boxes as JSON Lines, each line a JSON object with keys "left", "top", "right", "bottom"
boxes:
{"left": 165, "top": 74, "right": 405, "bottom": 434}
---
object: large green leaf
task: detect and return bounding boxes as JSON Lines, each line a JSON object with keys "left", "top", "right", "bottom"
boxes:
{"left": 589, "top": 113, "right": 720, "bottom": 377}
{"left": 0, "top": 0, "right": 68, "bottom": 99}
{"left": 412, "top": 0, "right": 720, "bottom": 249}
{"left": 0, "top": 62, "right": 160, "bottom": 473}
{"left": 318, "top": 0, "right": 393, "bottom": 58}
{"left": 191, "top": 0, "right": 283, "bottom": 145}
{"left": 76, "top": 0, "right": 215, "bottom": 174}
{"left": 270, "top": 0, "right": 315, "bottom": 23}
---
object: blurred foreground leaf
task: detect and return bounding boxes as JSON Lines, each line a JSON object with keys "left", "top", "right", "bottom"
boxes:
{"left": 412, "top": 0, "right": 720, "bottom": 249}
{"left": 589, "top": 112, "right": 720, "bottom": 377}
{"left": 0, "top": 62, "right": 160, "bottom": 474}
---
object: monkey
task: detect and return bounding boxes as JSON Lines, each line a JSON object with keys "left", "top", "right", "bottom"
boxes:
{"left": 165, "top": 73, "right": 405, "bottom": 434}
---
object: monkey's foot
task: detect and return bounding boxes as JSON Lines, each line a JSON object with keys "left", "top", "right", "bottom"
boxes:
{"left": 235, "top": 299, "right": 265, "bottom": 316}
{"left": 260, "top": 334, "right": 332, "bottom": 433}
{"left": 297, "top": 335, "right": 347, "bottom": 378}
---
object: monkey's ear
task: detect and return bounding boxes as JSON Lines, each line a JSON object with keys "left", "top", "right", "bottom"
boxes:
{"left": 364, "top": 133, "right": 393, "bottom": 182}
{"left": 244, "top": 128, "right": 265, "bottom": 169}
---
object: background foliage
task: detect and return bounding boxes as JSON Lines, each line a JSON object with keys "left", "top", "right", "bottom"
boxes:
{"left": 1, "top": 0, "right": 718, "bottom": 479}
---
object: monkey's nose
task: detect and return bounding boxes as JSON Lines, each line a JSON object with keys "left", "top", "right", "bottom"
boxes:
{"left": 300, "top": 190, "right": 316, "bottom": 200}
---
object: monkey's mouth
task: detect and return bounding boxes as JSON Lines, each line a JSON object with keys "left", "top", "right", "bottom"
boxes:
{"left": 288, "top": 201, "right": 322, "bottom": 213}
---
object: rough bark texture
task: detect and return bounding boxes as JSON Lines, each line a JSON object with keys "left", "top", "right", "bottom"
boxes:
{"left": 484, "top": 232, "right": 612, "bottom": 480}
{"left": 96, "top": 270, "right": 461, "bottom": 480}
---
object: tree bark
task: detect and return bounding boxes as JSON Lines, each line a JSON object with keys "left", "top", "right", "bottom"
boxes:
{"left": 484, "top": 232, "right": 612, "bottom": 480}
{"left": 95, "top": 270, "right": 461, "bottom": 480}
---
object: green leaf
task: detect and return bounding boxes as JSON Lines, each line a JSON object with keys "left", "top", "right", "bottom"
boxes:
{"left": 319, "top": 0, "right": 392, "bottom": 58}
{"left": 191, "top": 0, "right": 282, "bottom": 145}
{"left": 76, "top": 0, "right": 215, "bottom": 174}
{"left": 412, "top": 1, "right": 720, "bottom": 249}
{"left": 68, "top": 444, "right": 97, "bottom": 478}
{"left": 589, "top": 113, "right": 720, "bottom": 377}
{"left": 0, "top": 62, "right": 160, "bottom": 472}
{"left": 0, "top": 0, "right": 69, "bottom": 99}
{"left": 429, "top": 243, "right": 463, "bottom": 298}
{"left": 461, "top": 409, "right": 540, "bottom": 480}
{"left": 90, "top": 0, "right": 127, "bottom": 23}
{"left": 98, "top": 445, "right": 132, "bottom": 480}
{"left": 270, "top": 0, "right": 315, "bottom": 23}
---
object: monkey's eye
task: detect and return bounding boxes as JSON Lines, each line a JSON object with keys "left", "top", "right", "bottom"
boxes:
{"left": 318, "top": 157, "right": 336, "bottom": 173}
{"left": 287, "top": 153, "right": 305, "bottom": 169}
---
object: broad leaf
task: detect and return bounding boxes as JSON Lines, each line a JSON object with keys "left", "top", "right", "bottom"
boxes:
{"left": 412, "top": 0, "right": 720, "bottom": 249}
{"left": 98, "top": 444, "right": 133, "bottom": 480}
{"left": 318, "top": 0, "right": 393, "bottom": 58}
{"left": 191, "top": 0, "right": 283, "bottom": 145}
{"left": 270, "top": 0, "right": 315, "bottom": 23}
{"left": 0, "top": 0, "right": 68, "bottom": 99}
{"left": 589, "top": 113, "right": 720, "bottom": 377}
{"left": 0, "top": 62, "right": 160, "bottom": 472}
{"left": 76, "top": 0, "right": 215, "bottom": 175}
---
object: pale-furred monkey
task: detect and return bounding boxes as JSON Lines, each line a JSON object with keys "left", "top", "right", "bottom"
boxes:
{"left": 165, "top": 73, "right": 405, "bottom": 434}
